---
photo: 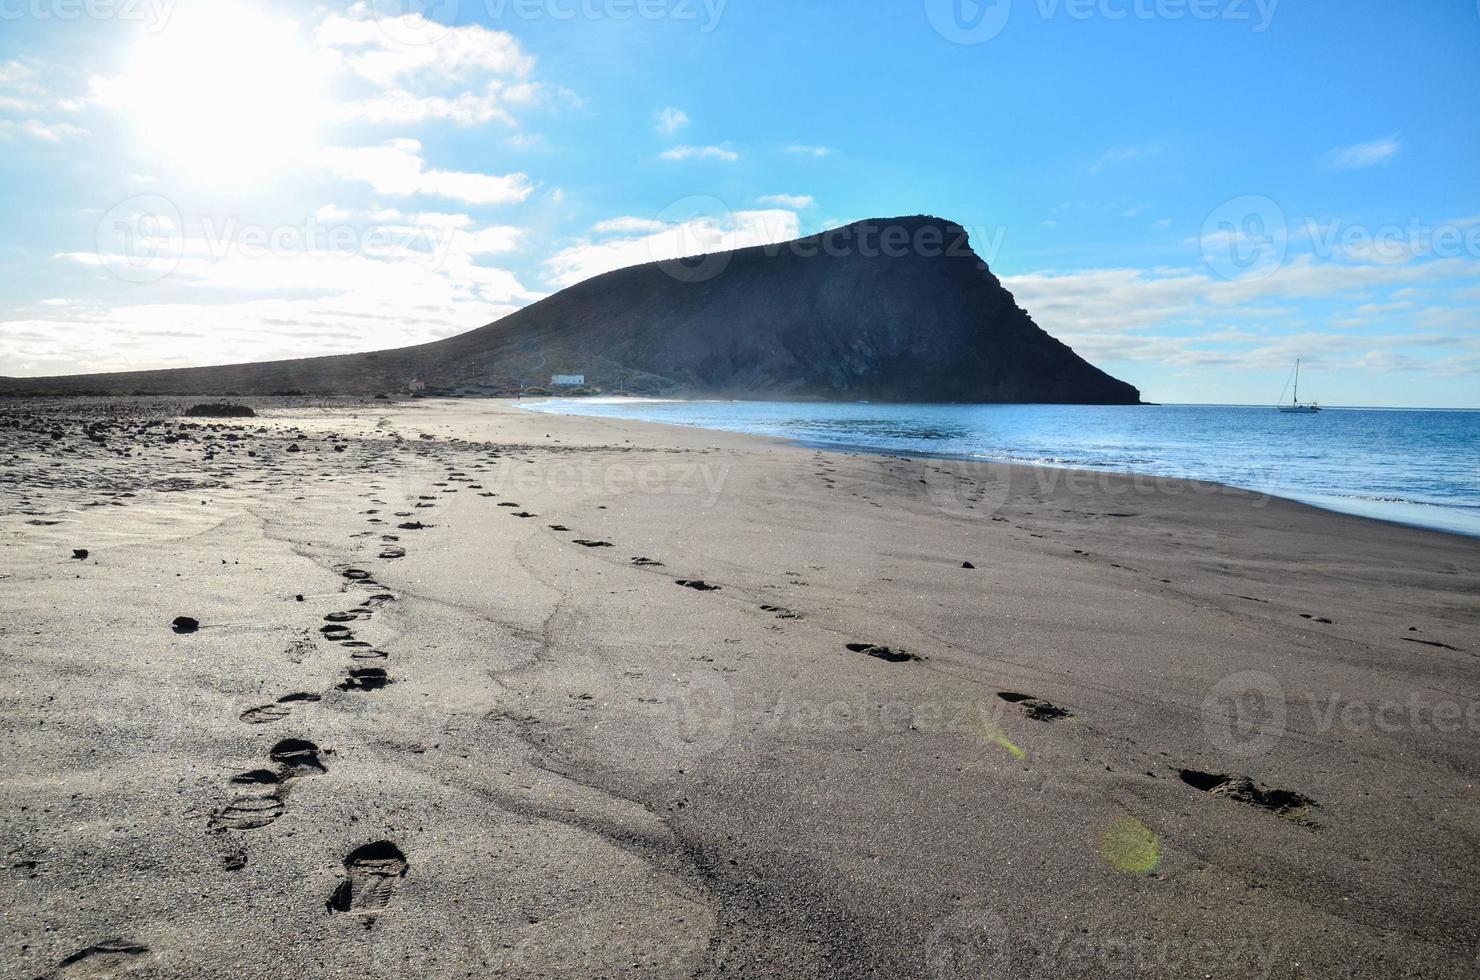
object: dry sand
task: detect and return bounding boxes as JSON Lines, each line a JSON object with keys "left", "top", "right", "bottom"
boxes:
{"left": 2, "top": 396, "right": 1477, "bottom": 979}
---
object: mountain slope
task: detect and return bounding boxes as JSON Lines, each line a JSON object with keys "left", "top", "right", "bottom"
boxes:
{"left": 0, "top": 216, "right": 1140, "bottom": 404}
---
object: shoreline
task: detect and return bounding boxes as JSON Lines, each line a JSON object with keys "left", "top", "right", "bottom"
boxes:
{"left": 518, "top": 396, "right": 1480, "bottom": 540}
{"left": 3, "top": 396, "right": 1479, "bottom": 978}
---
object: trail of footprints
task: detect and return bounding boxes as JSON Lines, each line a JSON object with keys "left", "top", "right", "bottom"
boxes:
{"left": 207, "top": 475, "right": 437, "bottom": 922}
{"left": 509, "top": 472, "right": 1321, "bottom": 828}
{"left": 174, "top": 448, "right": 1335, "bottom": 966}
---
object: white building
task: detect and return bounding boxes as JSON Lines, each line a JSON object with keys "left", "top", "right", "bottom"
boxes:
{"left": 408, "top": 379, "right": 426, "bottom": 393}
{"left": 551, "top": 374, "right": 585, "bottom": 387}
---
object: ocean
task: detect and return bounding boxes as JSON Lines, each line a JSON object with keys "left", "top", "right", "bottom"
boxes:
{"left": 522, "top": 399, "right": 1480, "bottom": 538}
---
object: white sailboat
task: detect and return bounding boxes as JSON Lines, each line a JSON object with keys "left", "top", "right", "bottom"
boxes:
{"left": 1278, "top": 358, "right": 1320, "bottom": 413}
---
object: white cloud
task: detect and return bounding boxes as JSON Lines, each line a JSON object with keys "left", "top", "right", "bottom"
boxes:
{"left": 5, "top": 119, "right": 89, "bottom": 142}
{"left": 315, "top": 13, "right": 534, "bottom": 86}
{"left": 455, "top": 225, "right": 524, "bottom": 254}
{"left": 545, "top": 209, "right": 801, "bottom": 287}
{"left": 0, "top": 59, "right": 42, "bottom": 112}
{"left": 0, "top": 60, "right": 36, "bottom": 85}
{"left": 660, "top": 144, "right": 739, "bottom": 162}
{"left": 21, "top": 205, "right": 542, "bottom": 377}
{"left": 757, "top": 194, "right": 814, "bottom": 209}
{"left": 1328, "top": 135, "right": 1401, "bottom": 170}
{"left": 591, "top": 217, "right": 668, "bottom": 235}
{"left": 783, "top": 143, "right": 833, "bottom": 158}
{"left": 334, "top": 83, "right": 514, "bottom": 126}
{"left": 656, "top": 107, "right": 689, "bottom": 135}
{"left": 1090, "top": 143, "right": 1163, "bottom": 173}
{"left": 320, "top": 139, "right": 533, "bottom": 205}
{"left": 315, "top": 204, "right": 356, "bottom": 223}
{"left": 1000, "top": 252, "right": 1480, "bottom": 379}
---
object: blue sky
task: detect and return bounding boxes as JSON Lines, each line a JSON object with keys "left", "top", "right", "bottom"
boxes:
{"left": 1, "top": 0, "right": 1477, "bottom": 406}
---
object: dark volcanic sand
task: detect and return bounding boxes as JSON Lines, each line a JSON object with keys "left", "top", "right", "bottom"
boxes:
{"left": 2, "top": 396, "right": 1477, "bottom": 979}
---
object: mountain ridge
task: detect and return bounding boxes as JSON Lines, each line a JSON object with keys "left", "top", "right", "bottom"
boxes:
{"left": 0, "top": 215, "right": 1141, "bottom": 404}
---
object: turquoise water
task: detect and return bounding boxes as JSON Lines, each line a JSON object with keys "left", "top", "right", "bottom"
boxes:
{"left": 522, "top": 399, "right": 1480, "bottom": 537}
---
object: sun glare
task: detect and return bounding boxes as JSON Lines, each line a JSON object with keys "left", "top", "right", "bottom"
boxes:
{"left": 116, "top": 3, "right": 328, "bottom": 184}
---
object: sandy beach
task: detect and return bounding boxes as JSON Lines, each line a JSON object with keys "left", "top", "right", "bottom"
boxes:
{"left": 3, "top": 396, "right": 1478, "bottom": 979}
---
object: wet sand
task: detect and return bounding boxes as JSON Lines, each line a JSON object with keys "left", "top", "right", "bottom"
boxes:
{"left": 2, "top": 396, "right": 1478, "bottom": 979}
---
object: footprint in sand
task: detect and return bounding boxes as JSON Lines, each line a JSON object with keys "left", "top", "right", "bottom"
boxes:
{"left": 997, "top": 691, "right": 1071, "bottom": 721}
{"left": 846, "top": 642, "right": 920, "bottom": 663}
{"left": 41, "top": 938, "right": 150, "bottom": 978}
{"left": 573, "top": 539, "right": 614, "bottom": 548}
{"left": 676, "top": 579, "right": 720, "bottom": 591}
{"left": 338, "top": 667, "right": 391, "bottom": 691}
{"left": 201, "top": 736, "right": 309, "bottom": 821}
{"left": 239, "top": 692, "right": 321, "bottom": 725}
{"left": 1178, "top": 769, "right": 1316, "bottom": 824}
{"left": 269, "top": 737, "right": 327, "bottom": 776}
{"left": 209, "top": 793, "right": 286, "bottom": 832}
{"left": 327, "top": 840, "right": 408, "bottom": 920}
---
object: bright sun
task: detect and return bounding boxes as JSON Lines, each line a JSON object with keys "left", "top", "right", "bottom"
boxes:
{"left": 116, "top": 3, "right": 328, "bottom": 184}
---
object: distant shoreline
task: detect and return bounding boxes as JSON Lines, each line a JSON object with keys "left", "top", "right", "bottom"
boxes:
{"left": 522, "top": 396, "right": 1480, "bottom": 539}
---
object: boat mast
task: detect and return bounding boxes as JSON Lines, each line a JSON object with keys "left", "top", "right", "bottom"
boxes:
{"left": 1293, "top": 358, "right": 1300, "bottom": 405}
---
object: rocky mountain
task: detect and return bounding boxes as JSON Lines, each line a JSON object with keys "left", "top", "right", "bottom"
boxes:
{"left": 0, "top": 216, "right": 1140, "bottom": 404}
